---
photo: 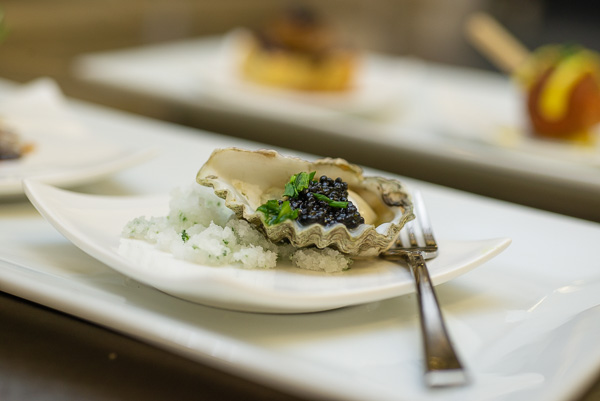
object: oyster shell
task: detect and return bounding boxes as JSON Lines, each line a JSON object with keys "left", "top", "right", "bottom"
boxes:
{"left": 197, "top": 148, "right": 414, "bottom": 257}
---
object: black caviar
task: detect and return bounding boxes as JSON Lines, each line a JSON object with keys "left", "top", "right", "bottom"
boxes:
{"left": 286, "top": 175, "right": 364, "bottom": 228}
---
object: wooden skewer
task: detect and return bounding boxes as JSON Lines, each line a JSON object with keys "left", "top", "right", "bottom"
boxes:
{"left": 464, "top": 11, "right": 531, "bottom": 74}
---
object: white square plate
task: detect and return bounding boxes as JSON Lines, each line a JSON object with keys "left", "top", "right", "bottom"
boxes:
{"left": 0, "top": 79, "right": 154, "bottom": 196}
{"left": 22, "top": 179, "right": 510, "bottom": 313}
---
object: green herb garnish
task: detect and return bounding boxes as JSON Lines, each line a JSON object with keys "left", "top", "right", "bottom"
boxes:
{"left": 257, "top": 199, "right": 299, "bottom": 226}
{"left": 0, "top": 9, "right": 8, "bottom": 42}
{"left": 313, "top": 193, "right": 349, "bottom": 208}
{"left": 181, "top": 229, "right": 189, "bottom": 242}
{"left": 559, "top": 43, "right": 582, "bottom": 60}
{"left": 284, "top": 171, "right": 316, "bottom": 198}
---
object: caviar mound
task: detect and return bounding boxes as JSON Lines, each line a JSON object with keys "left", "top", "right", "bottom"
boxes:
{"left": 196, "top": 148, "right": 414, "bottom": 257}
{"left": 290, "top": 175, "right": 364, "bottom": 228}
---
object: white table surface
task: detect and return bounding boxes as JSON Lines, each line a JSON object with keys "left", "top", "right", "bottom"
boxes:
{"left": 72, "top": 36, "right": 600, "bottom": 222}
{"left": 2, "top": 78, "right": 600, "bottom": 401}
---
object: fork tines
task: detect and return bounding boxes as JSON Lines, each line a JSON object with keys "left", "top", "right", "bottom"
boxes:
{"left": 412, "top": 190, "right": 438, "bottom": 252}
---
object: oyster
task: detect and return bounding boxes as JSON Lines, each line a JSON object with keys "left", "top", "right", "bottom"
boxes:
{"left": 197, "top": 148, "right": 414, "bottom": 257}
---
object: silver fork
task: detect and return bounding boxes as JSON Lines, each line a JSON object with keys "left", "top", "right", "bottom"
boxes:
{"left": 382, "top": 190, "right": 468, "bottom": 387}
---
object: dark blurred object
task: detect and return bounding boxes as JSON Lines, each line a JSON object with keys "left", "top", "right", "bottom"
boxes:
{"left": 253, "top": 4, "right": 335, "bottom": 54}
{"left": 542, "top": 0, "right": 600, "bottom": 48}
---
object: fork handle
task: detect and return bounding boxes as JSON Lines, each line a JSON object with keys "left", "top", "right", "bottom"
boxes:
{"left": 406, "top": 253, "right": 469, "bottom": 387}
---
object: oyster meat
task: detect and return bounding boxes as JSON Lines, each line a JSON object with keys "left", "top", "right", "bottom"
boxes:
{"left": 197, "top": 148, "right": 414, "bottom": 257}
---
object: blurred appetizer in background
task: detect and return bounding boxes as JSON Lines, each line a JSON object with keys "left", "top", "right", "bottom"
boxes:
{"left": 515, "top": 44, "right": 600, "bottom": 141}
{"left": 466, "top": 12, "right": 600, "bottom": 142}
{"left": 239, "top": 4, "right": 358, "bottom": 92}
{"left": 0, "top": 122, "right": 30, "bottom": 160}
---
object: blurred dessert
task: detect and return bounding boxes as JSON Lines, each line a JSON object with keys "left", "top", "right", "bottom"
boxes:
{"left": 514, "top": 44, "right": 600, "bottom": 141}
{"left": 239, "top": 5, "right": 357, "bottom": 92}
{"left": 465, "top": 12, "right": 600, "bottom": 141}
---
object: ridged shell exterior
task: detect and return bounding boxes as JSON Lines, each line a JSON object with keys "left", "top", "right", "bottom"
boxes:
{"left": 197, "top": 148, "right": 414, "bottom": 257}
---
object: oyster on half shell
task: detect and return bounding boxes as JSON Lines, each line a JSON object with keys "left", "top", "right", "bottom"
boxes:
{"left": 197, "top": 148, "right": 414, "bottom": 257}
